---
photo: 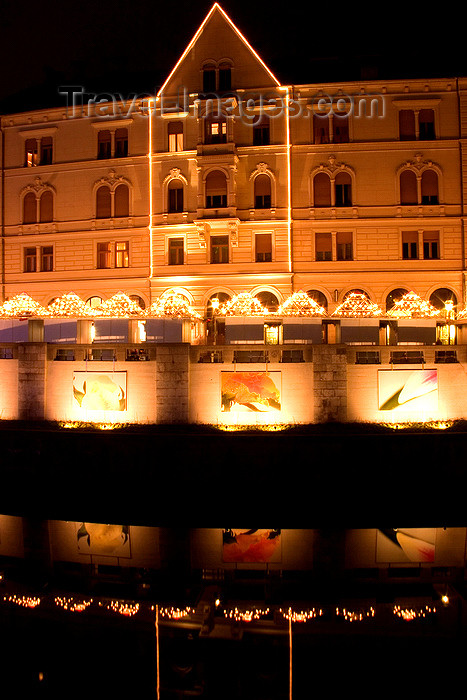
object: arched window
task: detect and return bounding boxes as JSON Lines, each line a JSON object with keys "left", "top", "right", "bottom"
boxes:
{"left": 400, "top": 170, "right": 418, "bottom": 205}
{"left": 313, "top": 172, "right": 331, "bottom": 207}
{"left": 421, "top": 170, "right": 438, "bottom": 204}
{"left": 96, "top": 185, "right": 112, "bottom": 218}
{"left": 334, "top": 172, "right": 352, "bottom": 206}
{"left": 39, "top": 190, "right": 53, "bottom": 223}
{"left": 129, "top": 295, "right": 146, "bottom": 310}
{"left": 344, "top": 289, "right": 369, "bottom": 301}
{"left": 386, "top": 288, "right": 407, "bottom": 312}
{"left": 23, "top": 191, "right": 37, "bottom": 224}
{"left": 429, "top": 288, "right": 457, "bottom": 311}
{"left": 254, "top": 174, "right": 271, "bottom": 209}
{"left": 114, "top": 184, "right": 129, "bottom": 217}
{"left": 168, "top": 180, "right": 184, "bottom": 213}
{"left": 255, "top": 291, "right": 279, "bottom": 312}
{"left": 86, "top": 296, "right": 103, "bottom": 309}
{"left": 205, "top": 170, "right": 227, "bottom": 208}
{"left": 306, "top": 290, "right": 328, "bottom": 311}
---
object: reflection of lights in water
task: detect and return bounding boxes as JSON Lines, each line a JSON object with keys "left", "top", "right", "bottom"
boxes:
{"left": 279, "top": 608, "right": 323, "bottom": 622}
{"left": 336, "top": 606, "right": 375, "bottom": 622}
{"left": 100, "top": 600, "right": 140, "bottom": 617}
{"left": 393, "top": 604, "right": 436, "bottom": 620}
{"left": 381, "top": 420, "right": 453, "bottom": 430}
{"left": 55, "top": 596, "right": 93, "bottom": 612}
{"left": 224, "top": 607, "right": 270, "bottom": 622}
{"left": 152, "top": 606, "right": 194, "bottom": 620}
{"left": 4, "top": 594, "right": 41, "bottom": 608}
{"left": 216, "top": 423, "right": 289, "bottom": 432}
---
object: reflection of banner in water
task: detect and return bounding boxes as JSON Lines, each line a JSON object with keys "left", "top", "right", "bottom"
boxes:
{"left": 221, "top": 372, "right": 281, "bottom": 412}
{"left": 376, "top": 528, "right": 436, "bottom": 562}
{"left": 222, "top": 529, "right": 281, "bottom": 563}
{"left": 76, "top": 523, "right": 131, "bottom": 557}
{"left": 73, "top": 372, "right": 126, "bottom": 411}
{"left": 378, "top": 370, "right": 437, "bottom": 412}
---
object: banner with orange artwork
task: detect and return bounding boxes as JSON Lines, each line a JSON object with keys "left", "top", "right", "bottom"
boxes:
{"left": 222, "top": 529, "right": 281, "bottom": 563}
{"left": 221, "top": 372, "right": 281, "bottom": 412}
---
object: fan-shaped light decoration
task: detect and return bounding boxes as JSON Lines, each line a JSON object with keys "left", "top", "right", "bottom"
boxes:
{"left": 218, "top": 292, "right": 269, "bottom": 316}
{"left": 387, "top": 291, "right": 440, "bottom": 318}
{"left": 143, "top": 293, "right": 201, "bottom": 319}
{"left": 93, "top": 292, "right": 144, "bottom": 317}
{"left": 277, "top": 291, "right": 327, "bottom": 317}
{"left": 0, "top": 293, "right": 50, "bottom": 318}
{"left": 47, "top": 292, "right": 97, "bottom": 318}
{"left": 334, "top": 292, "right": 383, "bottom": 318}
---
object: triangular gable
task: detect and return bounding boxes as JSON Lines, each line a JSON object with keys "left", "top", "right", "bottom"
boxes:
{"left": 158, "top": 4, "right": 281, "bottom": 97}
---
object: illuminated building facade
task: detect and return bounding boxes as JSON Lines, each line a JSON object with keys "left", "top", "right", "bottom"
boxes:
{"left": 1, "top": 5, "right": 467, "bottom": 427}
{"left": 1, "top": 3, "right": 467, "bottom": 320}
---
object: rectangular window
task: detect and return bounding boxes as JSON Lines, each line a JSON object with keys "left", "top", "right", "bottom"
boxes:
{"left": 313, "top": 115, "right": 330, "bottom": 144}
{"left": 168, "top": 238, "right": 184, "bottom": 265}
{"left": 210, "top": 235, "right": 229, "bottom": 264}
{"left": 114, "top": 128, "right": 129, "bottom": 157}
{"left": 25, "top": 138, "right": 38, "bottom": 167}
{"left": 97, "top": 242, "right": 112, "bottom": 269}
{"left": 115, "top": 241, "right": 129, "bottom": 268}
{"left": 423, "top": 231, "right": 439, "bottom": 259}
{"left": 206, "top": 193, "right": 227, "bottom": 208}
{"left": 40, "top": 138, "right": 53, "bottom": 165}
{"left": 419, "top": 109, "right": 435, "bottom": 140}
{"left": 333, "top": 115, "right": 349, "bottom": 143}
{"left": 168, "top": 122, "right": 184, "bottom": 152}
{"left": 24, "top": 247, "right": 37, "bottom": 272}
{"left": 336, "top": 232, "right": 353, "bottom": 261}
{"left": 399, "top": 110, "right": 416, "bottom": 140}
{"left": 402, "top": 231, "right": 418, "bottom": 259}
{"left": 255, "top": 234, "right": 272, "bottom": 262}
{"left": 41, "top": 246, "right": 53, "bottom": 272}
{"left": 253, "top": 119, "right": 270, "bottom": 146}
{"left": 315, "top": 232, "right": 332, "bottom": 261}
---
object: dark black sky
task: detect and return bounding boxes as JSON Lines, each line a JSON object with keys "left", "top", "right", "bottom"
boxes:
{"left": 0, "top": 0, "right": 464, "bottom": 113}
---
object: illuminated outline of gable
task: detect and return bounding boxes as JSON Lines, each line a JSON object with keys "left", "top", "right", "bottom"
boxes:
{"left": 157, "top": 3, "right": 281, "bottom": 97}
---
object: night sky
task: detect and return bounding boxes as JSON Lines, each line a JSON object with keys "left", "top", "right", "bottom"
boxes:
{"left": 0, "top": 0, "right": 464, "bottom": 114}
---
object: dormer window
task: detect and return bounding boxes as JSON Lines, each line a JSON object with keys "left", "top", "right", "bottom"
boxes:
{"left": 201, "top": 61, "right": 233, "bottom": 93}
{"left": 203, "top": 65, "right": 217, "bottom": 92}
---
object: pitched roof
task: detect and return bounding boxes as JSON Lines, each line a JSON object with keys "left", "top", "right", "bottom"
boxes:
{"left": 158, "top": 4, "right": 281, "bottom": 97}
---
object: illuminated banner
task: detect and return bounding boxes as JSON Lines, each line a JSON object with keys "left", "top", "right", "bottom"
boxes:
{"left": 378, "top": 369, "right": 437, "bottom": 413}
{"left": 222, "top": 529, "right": 281, "bottom": 563}
{"left": 376, "top": 528, "right": 436, "bottom": 563}
{"left": 76, "top": 523, "right": 131, "bottom": 557}
{"left": 221, "top": 371, "right": 281, "bottom": 412}
{"left": 72, "top": 371, "right": 127, "bottom": 411}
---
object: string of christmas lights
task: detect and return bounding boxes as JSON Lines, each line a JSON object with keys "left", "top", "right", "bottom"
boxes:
{"left": 279, "top": 608, "right": 323, "bottom": 622}
{"left": 218, "top": 292, "right": 269, "bottom": 316}
{"left": 387, "top": 291, "right": 440, "bottom": 318}
{"left": 0, "top": 290, "right": 456, "bottom": 319}
{"left": 54, "top": 596, "right": 93, "bottom": 612}
{"left": 46, "top": 292, "right": 97, "bottom": 318}
{"left": 333, "top": 292, "right": 383, "bottom": 317}
{"left": 0, "top": 293, "right": 50, "bottom": 318}
{"left": 277, "top": 291, "right": 327, "bottom": 317}
{"left": 143, "top": 293, "right": 202, "bottom": 320}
